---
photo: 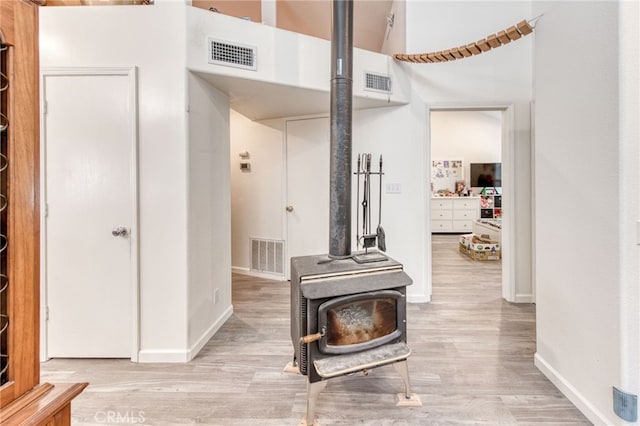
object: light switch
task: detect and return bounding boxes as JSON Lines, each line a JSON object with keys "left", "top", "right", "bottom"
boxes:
{"left": 386, "top": 183, "right": 402, "bottom": 194}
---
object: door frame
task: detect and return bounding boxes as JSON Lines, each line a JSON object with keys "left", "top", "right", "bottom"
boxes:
{"left": 39, "top": 67, "right": 140, "bottom": 361}
{"left": 426, "top": 104, "right": 518, "bottom": 302}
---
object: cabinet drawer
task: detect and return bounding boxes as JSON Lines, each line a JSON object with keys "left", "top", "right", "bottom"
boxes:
{"left": 431, "top": 199, "right": 453, "bottom": 210}
{"left": 431, "top": 210, "right": 453, "bottom": 220}
{"left": 453, "top": 209, "right": 476, "bottom": 220}
{"left": 453, "top": 220, "right": 473, "bottom": 232}
{"left": 431, "top": 220, "right": 453, "bottom": 231}
{"left": 453, "top": 198, "right": 478, "bottom": 210}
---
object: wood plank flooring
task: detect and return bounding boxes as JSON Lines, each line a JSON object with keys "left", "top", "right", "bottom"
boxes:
{"left": 41, "top": 235, "right": 591, "bottom": 425}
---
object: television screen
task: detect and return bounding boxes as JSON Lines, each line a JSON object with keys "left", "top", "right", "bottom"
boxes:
{"left": 470, "top": 163, "right": 502, "bottom": 187}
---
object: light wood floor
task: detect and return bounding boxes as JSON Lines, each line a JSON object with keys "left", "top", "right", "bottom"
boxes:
{"left": 41, "top": 235, "right": 591, "bottom": 425}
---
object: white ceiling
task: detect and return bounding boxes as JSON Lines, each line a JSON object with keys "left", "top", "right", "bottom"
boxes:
{"left": 194, "top": 71, "right": 405, "bottom": 121}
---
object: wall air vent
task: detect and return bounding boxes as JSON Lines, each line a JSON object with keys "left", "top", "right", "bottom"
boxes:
{"left": 250, "top": 238, "right": 284, "bottom": 276}
{"left": 208, "top": 38, "right": 257, "bottom": 71}
{"left": 364, "top": 72, "right": 392, "bottom": 94}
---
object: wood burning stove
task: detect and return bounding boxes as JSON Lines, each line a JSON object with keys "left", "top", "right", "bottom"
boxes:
{"left": 290, "top": 255, "right": 419, "bottom": 424}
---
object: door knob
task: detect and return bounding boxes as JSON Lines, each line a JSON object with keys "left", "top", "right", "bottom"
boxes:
{"left": 286, "top": 205, "right": 294, "bottom": 212}
{"left": 112, "top": 226, "right": 129, "bottom": 237}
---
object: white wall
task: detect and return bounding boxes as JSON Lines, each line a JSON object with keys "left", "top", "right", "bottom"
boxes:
{"left": 41, "top": 3, "right": 233, "bottom": 362}
{"left": 185, "top": 6, "right": 408, "bottom": 108}
{"left": 430, "top": 110, "right": 502, "bottom": 191}
{"left": 618, "top": 0, "right": 640, "bottom": 419}
{"left": 41, "top": 3, "right": 189, "bottom": 361}
{"left": 533, "top": 1, "right": 639, "bottom": 424}
{"left": 229, "top": 103, "right": 431, "bottom": 301}
{"left": 186, "top": 72, "right": 233, "bottom": 357}
{"left": 230, "top": 111, "right": 284, "bottom": 274}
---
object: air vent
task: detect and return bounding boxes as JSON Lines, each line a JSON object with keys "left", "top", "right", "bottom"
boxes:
{"left": 250, "top": 238, "right": 284, "bottom": 276}
{"left": 208, "top": 38, "right": 257, "bottom": 71}
{"left": 364, "top": 72, "right": 392, "bottom": 94}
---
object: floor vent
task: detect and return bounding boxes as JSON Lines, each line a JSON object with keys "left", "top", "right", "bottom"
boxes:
{"left": 364, "top": 72, "right": 392, "bottom": 94}
{"left": 208, "top": 38, "right": 257, "bottom": 71}
{"left": 251, "top": 238, "right": 284, "bottom": 275}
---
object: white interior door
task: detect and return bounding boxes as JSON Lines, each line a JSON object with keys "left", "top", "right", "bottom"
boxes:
{"left": 286, "top": 118, "right": 330, "bottom": 276}
{"left": 43, "top": 69, "right": 137, "bottom": 358}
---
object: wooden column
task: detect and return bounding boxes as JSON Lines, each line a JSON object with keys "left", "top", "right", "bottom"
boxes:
{"left": 0, "top": 1, "right": 87, "bottom": 423}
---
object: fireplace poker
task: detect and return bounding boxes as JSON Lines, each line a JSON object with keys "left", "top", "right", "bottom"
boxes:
{"left": 356, "top": 154, "right": 361, "bottom": 248}
{"left": 361, "top": 154, "right": 368, "bottom": 244}
{"left": 377, "top": 155, "right": 386, "bottom": 251}
{"left": 366, "top": 154, "right": 372, "bottom": 237}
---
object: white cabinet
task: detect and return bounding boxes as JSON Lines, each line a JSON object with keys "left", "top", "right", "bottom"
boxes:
{"left": 431, "top": 197, "right": 480, "bottom": 233}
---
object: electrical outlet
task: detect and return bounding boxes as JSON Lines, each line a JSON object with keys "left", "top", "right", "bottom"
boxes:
{"left": 213, "top": 288, "right": 219, "bottom": 304}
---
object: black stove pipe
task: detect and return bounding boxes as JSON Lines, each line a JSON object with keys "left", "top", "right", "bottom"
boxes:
{"left": 329, "top": 0, "right": 353, "bottom": 258}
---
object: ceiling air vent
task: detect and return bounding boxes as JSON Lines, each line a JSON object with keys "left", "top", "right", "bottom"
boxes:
{"left": 364, "top": 72, "right": 392, "bottom": 94}
{"left": 208, "top": 38, "right": 257, "bottom": 71}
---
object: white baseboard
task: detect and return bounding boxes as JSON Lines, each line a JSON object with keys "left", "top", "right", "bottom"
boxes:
{"left": 232, "top": 266, "right": 287, "bottom": 281}
{"left": 514, "top": 293, "right": 533, "bottom": 303}
{"left": 407, "top": 294, "right": 430, "bottom": 304}
{"left": 138, "top": 349, "right": 190, "bottom": 363}
{"left": 186, "top": 305, "right": 234, "bottom": 361}
{"left": 534, "top": 353, "right": 611, "bottom": 425}
{"left": 138, "top": 305, "right": 234, "bottom": 363}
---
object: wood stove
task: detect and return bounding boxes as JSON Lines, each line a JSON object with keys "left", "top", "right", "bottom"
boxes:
{"left": 290, "top": 255, "right": 418, "bottom": 424}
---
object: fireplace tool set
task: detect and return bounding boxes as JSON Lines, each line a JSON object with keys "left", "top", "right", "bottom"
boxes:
{"left": 288, "top": 1, "right": 421, "bottom": 424}
{"left": 353, "top": 153, "right": 386, "bottom": 263}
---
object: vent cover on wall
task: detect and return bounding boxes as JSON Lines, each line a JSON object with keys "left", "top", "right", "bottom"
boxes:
{"left": 208, "top": 38, "right": 257, "bottom": 71}
{"left": 250, "top": 238, "right": 284, "bottom": 276}
{"left": 364, "top": 72, "right": 392, "bottom": 94}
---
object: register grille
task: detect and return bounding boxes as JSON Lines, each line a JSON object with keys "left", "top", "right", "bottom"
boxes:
{"left": 208, "top": 39, "right": 257, "bottom": 71}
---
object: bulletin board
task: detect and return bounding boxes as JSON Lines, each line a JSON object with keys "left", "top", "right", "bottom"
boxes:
{"left": 431, "top": 159, "right": 464, "bottom": 192}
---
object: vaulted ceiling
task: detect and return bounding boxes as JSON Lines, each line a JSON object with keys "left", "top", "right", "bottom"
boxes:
{"left": 193, "top": 0, "right": 393, "bottom": 53}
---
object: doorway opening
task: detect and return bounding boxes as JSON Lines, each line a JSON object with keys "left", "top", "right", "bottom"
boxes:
{"left": 427, "top": 106, "right": 515, "bottom": 302}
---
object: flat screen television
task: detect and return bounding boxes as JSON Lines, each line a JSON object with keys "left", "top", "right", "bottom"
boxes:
{"left": 470, "top": 162, "right": 501, "bottom": 188}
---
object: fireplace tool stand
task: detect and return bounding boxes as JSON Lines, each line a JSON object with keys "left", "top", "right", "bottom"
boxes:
{"left": 353, "top": 153, "right": 387, "bottom": 264}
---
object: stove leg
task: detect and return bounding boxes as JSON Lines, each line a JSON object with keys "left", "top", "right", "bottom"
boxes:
{"left": 303, "top": 380, "right": 328, "bottom": 425}
{"left": 393, "top": 361, "right": 422, "bottom": 407}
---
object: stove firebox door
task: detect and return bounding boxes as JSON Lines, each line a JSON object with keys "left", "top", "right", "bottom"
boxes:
{"left": 317, "top": 290, "right": 405, "bottom": 355}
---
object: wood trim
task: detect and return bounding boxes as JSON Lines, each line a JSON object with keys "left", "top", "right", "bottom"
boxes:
{"left": 0, "top": 383, "right": 54, "bottom": 421}
{"left": 8, "top": 0, "right": 41, "bottom": 401}
{"left": 0, "top": 0, "right": 41, "bottom": 408}
{"left": 0, "top": 382, "right": 88, "bottom": 425}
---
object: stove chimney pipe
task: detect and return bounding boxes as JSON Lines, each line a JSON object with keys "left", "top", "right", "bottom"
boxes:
{"left": 329, "top": 0, "right": 353, "bottom": 258}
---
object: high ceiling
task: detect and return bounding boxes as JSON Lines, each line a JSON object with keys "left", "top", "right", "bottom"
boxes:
{"left": 192, "top": 0, "right": 393, "bottom": 53}
{"left": 276, "top": 0, "right": 393, "bottom": 53}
